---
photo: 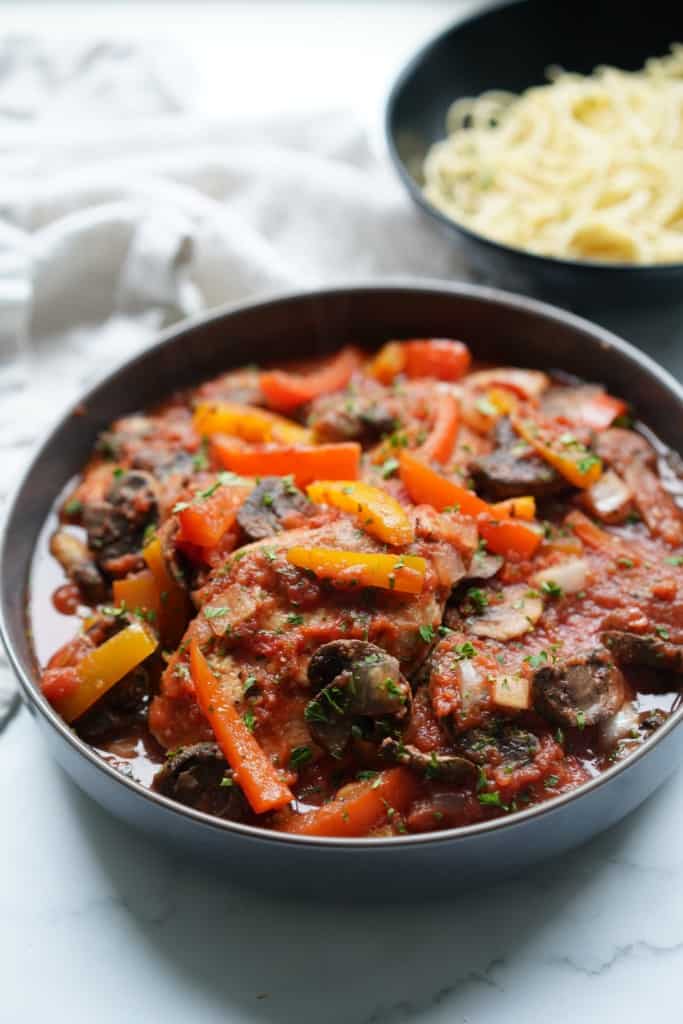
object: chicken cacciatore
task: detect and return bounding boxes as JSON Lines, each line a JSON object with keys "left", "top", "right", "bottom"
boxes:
{"left": 34, "top": 338, "right": 683, "bottom": 838}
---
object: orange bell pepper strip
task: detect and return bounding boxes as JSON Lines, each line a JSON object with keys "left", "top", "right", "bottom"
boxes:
{"left": 368, "top": 341, "right": 406, "bottom": 383}
{"left": 278, "top": 768, "right": 419, "bottom": 836}
{"left": 402, "top": 339, "right": 471, "bottom": 381}
{"left": 306, "top": 480, "right": 414, "bottom": 546}
{"left": 259, "top": 346, "right": 361, "bottom": 411}
{"left": 177, "top": 480, "right": 254, "bottom": 547}
{"left": 51, "top": 621, "right": 158, "bottom": 724}
{"left": 112, "top": 569, "right": 161, "bottom": 622}
{"left": 491, "top": 496, "right": 536, "bottom": 521}
{"left": 143, "top": 536, "right": 191, "bottom": 648}
{"left": 399, "top": 450, "right": 541, "bottom": 559}
{"left": 575, "top": 392, "right": 628, "bottom": 430}
{"left": 189, "top": 641, "right": 293, "bottom": 814}
{"left": 420, "top": 393, "right": 459, "bottom": 464}
{"left": 193, "top": 401, "right": 311, "bottom": 444}
{"left": 212, "top": 440, "right": 361, "bottom": 488}
{"left": 512, "top": 414, "right": 602, "bottom": 489}
{"left": 287, "top": 546, "right": 426, "bottom": 594}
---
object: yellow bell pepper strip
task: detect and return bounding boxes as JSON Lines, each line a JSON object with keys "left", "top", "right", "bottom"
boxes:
{"left": 490, "top": 496, "right": 537, "bottom": 521}
{"left": 399, "top": 450, "right": 541, "bottom": 559}
{"left": 511, "top": 413, "right": 602, "bottom": 489}
{"left": 112, "top": 569, "right": 161, "bottom": 622}
{"left": 52, "top": 621, "right": 157, "bottom": 724}
{"left": 368, "top": 341, "right": 406, "bottom": 383}
{"left": 306, "top": 480, "right": 414, "bottom": 546}
{"left": 193, "top": 401, "right": 311, "bottom": 444}
{"left": 420, "top": 393, "right": 459, "bottom": 464}
{"left": 143, "top": 535, "right": 191, "bottom": 648}
{"left": 177, "top": 480, "right": 254, "bottom": 547}
{"left": 189, "top": 641, "right": 293, "bottom": 814}
{"left": 277, "top": 767, "right": 419, "bottom": 837}
{"left": 402, "top": 339, "right": 471, "bottom": 381}
{"left": 259, "top": 346, "right": 361, "bottom": 411}
{"left": 287, "top": 546, "right": 426, "bottom": 594}
{"left": 212, "top": 440, "right": 361, "bottom": 488}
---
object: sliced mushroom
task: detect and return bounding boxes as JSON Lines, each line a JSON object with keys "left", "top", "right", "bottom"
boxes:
{"left": 153, "top": 742, "right": 249, "bottom": 821}
{"left": 454, "top": 724, "right": 541, "bottom": 770}
{"left": 463, "top": 548, "right": 504, "bottom": 581}
{"left": 533, "top": 648, "right": 626, "bottom": 728}
{"left": 468, "top": 584, "right": 543, "bottom": 642}
{"left": 470, "top": 416, "right": 566, "bottom": 500}
{"left": 306, "top": 640, "right": 412, "bottom": 756}
{"left": 310, "top": 388, "right": 396, "bottom": 445}
{"left": 236, "top": 476, "right": 314, "bottom": 541}
{"left": 76, "top": 664, "right": 151, "bottom": 742}
{"left": 83, "top": 470, "right": 158, "bottom": 573}
{"left": 49, "top": 529, "right": 107, "bottom": 604}
{"left": 381, "top": 738, "right": 477, "bottom": 784}
{"left": 602, "top": 630, "right": 683, "bottom": 675}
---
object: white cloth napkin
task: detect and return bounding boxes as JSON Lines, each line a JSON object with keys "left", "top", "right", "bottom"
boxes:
{"left": 0, "top": 37, "right": 470, "bottom": 716}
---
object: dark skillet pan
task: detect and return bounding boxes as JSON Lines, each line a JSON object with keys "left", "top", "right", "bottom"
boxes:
{"left": 385, "top": 0, "right": 683, "bottom": 330}
{"left": 2, "top": 282, "right": 682, "bottom": 896}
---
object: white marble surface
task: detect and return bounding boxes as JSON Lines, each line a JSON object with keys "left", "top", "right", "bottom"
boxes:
{"left": 2, "top": 3, "right": 683, "bottom": 1022}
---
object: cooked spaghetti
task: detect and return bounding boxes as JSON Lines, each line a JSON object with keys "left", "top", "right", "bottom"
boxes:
{"left": 423, "top": 47, "right": 683, "bottom": 264}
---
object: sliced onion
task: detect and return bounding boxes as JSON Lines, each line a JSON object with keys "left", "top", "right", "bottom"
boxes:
{"left": 456, "top": 658, "right": 488, "bottom": 713}
{"left": 585, "top": 470, "right": 632, "bottom": 522}
{"left": 532, "top": 558, "right": 588, "bottom": 595}
{"left": 599, "top": 700, "right": 639, "bottom": 751}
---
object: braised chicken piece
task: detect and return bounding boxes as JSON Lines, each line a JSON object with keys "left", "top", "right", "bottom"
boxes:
{"left": 35, "top": 337, "right": 683, "bottom": 838}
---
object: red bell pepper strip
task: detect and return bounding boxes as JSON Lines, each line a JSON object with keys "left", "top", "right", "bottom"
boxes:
{"left": 189, "top": 641, "right": 293, "bottom": 814}
{"left": 212, "top": 440, "right": 361, "bottom": 488}
{"left": 420, "top": 393, "right": 460, "bottom": 464}
{"left": 403, "top": 339, "right": 471, "bottom": 381}
{"left": 259, "top": 346, "right": 361, "bottom": 411}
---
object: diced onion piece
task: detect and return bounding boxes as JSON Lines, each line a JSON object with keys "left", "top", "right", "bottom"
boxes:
{"left": 457, "top": 657, "right": 488, "bottom": 713}
{"left": 531, "top": 558, "right": 588, "bottom": 595}
{"left": 599, "top": 701, "right": 639, "bottom": 751}
{"left": 584, "top": 469, "right": 632, "bottom": 523}
{"left": 492, "top": 674, "right": 531, "bottom": 711}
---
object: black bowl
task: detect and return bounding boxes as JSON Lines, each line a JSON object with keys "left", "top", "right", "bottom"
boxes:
{"left": 2, "top": 282, "right": 683, "bottom": 896}
{"left": 386, "top": 0, "right": 683, "bottom": 328}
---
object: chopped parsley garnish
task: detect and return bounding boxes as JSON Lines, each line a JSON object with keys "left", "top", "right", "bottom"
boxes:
{"left": 101, "top": 604, "right": 126, "bottom": 618}
{"left": 385, "top": 678, "right": 403, "bottom": 699}
{"left": 380, "top": 457, "right": 400, "bottom": 479}
{"left": 575, "top": 710, "right": 586, "bottom": 730}
{"left": 666, "top": 556, "right": 683, "bottom": 566}
{"left": 287, "top": 613, "right": 304, "bottom": 625}
{"left": 289, "top": 746, "right": 312, "bottom": 769}
{"left": 172, "top": 501, "right": 191, "bottom": 513}
{"left": 466, "top": 587, "right": 488, "bottom": 612}
{"left": 204, "top": 606, "right": 228, "bottom": 619}
{"left": 454, "top": 641, "right": 477, "bottom": 660}
{"left": 219, "top": 776, "right": 234, "bottom": 788}
{"left": 544, "top": 775, "right": 560, "bottom": 789}
{"left": 243, "top": 675, "right": 257, "bottom": 695}
{"left": 242, "top": 710, "right": 256, "bottom": 732}
{"left": 540, "top": 579, "right": 563, "bottom": 599}
{"left": 577, "top": 453, "right": 601, "bottom": 475}
{"left": 617, "top": 557, "right": 634, "bottom": 569}
{"left": 655, "top": 626, "right": 670, "bottom": 640}
{"left": 524, "top": 650, "right": 548, "bottom": 669}
{"left": 64, "top": 499, "right": 82, "bottom": 516}
{"left": 478, "top": 791, "right": 505, "bottom": 808}
{"left": 418, "top": 624, "right": 435, "bottom": 643}
{"left": 262, "top": 547, "right": 276, "bottom": 563}
{"left": 357, "top": 769, "right": 379, "bottom": 782}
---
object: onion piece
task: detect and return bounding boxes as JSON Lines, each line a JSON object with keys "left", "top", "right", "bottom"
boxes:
{"left": 599, "top": 700, "right": 639, "bottom": 751}
{"left": 532, "top": 558, "right": 588, "bottom": 596}
{"left": 492, "top": 674, "right": 531, "bottom": 711}
{"left": 584, "top": 469, "right": 633, "bottom": 524}
{"left": 456, "top": 658, "right": 489, "bottom": 714}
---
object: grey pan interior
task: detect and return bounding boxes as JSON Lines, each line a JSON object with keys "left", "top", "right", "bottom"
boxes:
{"left": 2, "top": 281, "right": 682, "bottom": 897}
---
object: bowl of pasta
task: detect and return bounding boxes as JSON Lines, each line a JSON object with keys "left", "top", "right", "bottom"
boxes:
{"left": 386, "top": 0, "right": 683, "bottom": 312}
